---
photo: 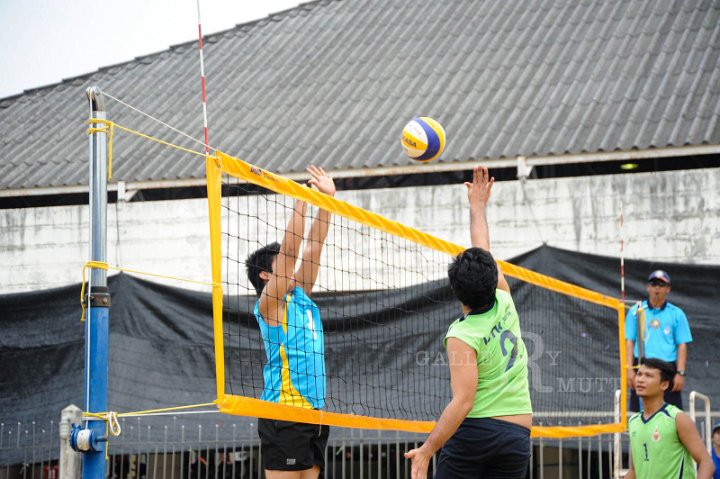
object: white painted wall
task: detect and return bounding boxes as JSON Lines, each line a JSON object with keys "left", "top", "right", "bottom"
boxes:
{"left": 1, "top": 167, "right": 718, "bottom": 294}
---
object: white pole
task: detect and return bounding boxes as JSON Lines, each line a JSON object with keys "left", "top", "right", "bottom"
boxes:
{"left": 59, "top": 405, "right": 82, "bottom": 479}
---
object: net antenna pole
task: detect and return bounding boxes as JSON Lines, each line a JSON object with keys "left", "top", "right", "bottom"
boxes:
{"left": 77, "top": 86, "right": 111, "bottom": 478}
{"left": 196, "top": 0, "right": 210, "bottom": 154}
{"left": 619, "top": 205, "right": 625, "bottom": 306}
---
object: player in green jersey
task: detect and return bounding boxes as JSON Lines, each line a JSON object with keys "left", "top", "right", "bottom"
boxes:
{"left": 627, "top": 358, "right": 714, "bottom": 479}
{"left": 405, "top": 166, "right": 532, "bottom": 479}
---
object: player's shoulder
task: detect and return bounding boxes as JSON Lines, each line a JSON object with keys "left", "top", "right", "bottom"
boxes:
{"left": 496, "top": 288, "right": 512, "bottom": 301}
{"left": 290, "top": 286, "right": 316, "bottom": 304}
{"left": 446, "top": 316, "right": 463, "bottom": 332}
{"left": 663, "top": 403, "right": 684, "bottom": 419}
{"left": 628, "top": 411, "right": 643, "bottom": 425}
{"left": 664, "top": 301, "right": 686, "bottom": 315}
{"left": 495, "top": 288, "right": 517, "bottom": 311}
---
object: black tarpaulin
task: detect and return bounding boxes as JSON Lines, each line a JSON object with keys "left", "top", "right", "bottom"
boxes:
{"left": 1, "top": 246, "right": 717, "bottom": 464}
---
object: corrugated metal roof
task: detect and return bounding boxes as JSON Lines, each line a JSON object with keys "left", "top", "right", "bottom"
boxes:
{"left": 1, "top": 0, "right": 719, "bottom": 191}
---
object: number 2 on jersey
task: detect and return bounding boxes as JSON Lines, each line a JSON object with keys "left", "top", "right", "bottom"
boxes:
{"left": 500, "top": 330, "right": 518, "bottom": 372}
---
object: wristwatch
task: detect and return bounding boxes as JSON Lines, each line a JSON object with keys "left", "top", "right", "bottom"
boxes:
{"left": 677, "top": 370, "right": 686, "bottom": 376}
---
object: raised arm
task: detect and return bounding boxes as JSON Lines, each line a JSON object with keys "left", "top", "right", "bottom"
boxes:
{"left": 259, "top": 198, "right": 307, "bottom": 326}
{"left": 465, "top": 166, "right": 510, "bottom": 293}
{"left": 295, "top": 165, "right": 336, "bottom": 296}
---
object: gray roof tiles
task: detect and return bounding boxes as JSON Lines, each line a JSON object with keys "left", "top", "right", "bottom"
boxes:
{"left": 1, "top": 0, "right": 720, "bottom": 192}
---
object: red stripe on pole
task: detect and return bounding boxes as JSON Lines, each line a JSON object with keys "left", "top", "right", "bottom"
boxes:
{"left": 197, "top": 0, "right": 210, "bottom": 154}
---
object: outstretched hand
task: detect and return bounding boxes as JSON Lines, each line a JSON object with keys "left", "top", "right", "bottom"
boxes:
{"left": 307, "top": 165, "right": 336, "bottom": 197}
{"left": 464, "top": 165, "right": 494, "bottom": 208}
{"left": 404, "top": 446, "right": 432, "bottom": 479}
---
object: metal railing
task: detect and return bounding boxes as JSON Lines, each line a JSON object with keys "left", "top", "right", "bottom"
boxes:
{"left": 2, "top": 393, "right": 714, "bottom": 479}
{"left": 689, "top": 391, "right": 713, "bottom": 452}
{"left": 0, "top": 419, "right": 619, "bottom": 479}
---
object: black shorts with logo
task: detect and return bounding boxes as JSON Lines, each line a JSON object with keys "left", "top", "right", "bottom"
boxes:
{"left": 257, "top": 418, "right": 330, "bottom": 471}
{"left": 435, "top": 417, "right": 531, "bottom": 479}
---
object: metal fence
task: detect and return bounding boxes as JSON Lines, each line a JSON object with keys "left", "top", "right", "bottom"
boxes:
{"left": 0, "top": 419, "right": 624, "bottom": 479}
{"left": 1, "top": 391, "right": 715, "bottom": 479}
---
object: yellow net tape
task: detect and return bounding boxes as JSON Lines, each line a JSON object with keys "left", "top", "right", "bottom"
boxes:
{"left": 207, "top": 152, "right": 628, "bottom": 438}
{"left": 213, "top": 151, "right": 620, "bottom": 309}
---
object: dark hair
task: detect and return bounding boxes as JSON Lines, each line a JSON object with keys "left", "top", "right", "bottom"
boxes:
{"left": 448, "top": 247, "right": 498, "bottom": 309}
{"left": 246, "top": 242, "right": 280, "bottom": 296}
{"left": 641, "top": 357, "right": 675, "bottom": 390}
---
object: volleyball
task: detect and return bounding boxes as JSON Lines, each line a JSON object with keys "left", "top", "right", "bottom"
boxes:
{"left": 400, "top": 117, "right": 446, "bottom": 162}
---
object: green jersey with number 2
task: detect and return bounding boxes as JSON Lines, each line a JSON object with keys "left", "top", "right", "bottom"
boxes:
{"left": 444, "top": 289, "right": 532, "bottom": 418}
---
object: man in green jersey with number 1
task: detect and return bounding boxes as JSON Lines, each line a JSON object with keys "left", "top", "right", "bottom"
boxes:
{"left": 627, "top": 358, "right": 714, "bottom": 479}
{"left": 405, "top": 166, "right": 532, "bottom": 479}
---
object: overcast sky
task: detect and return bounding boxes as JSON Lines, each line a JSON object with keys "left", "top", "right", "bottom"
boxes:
{"left": 0, "top": 0, "right": 301, "bottom": 98}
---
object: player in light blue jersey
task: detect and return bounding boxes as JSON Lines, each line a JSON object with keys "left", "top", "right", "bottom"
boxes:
{"left": 246, "top": 165, "right": 335, "bottom": 479}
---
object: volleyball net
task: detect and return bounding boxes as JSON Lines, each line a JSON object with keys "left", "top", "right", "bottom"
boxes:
{"left": 206, "top": 151, "right": 627, "bottom": 439}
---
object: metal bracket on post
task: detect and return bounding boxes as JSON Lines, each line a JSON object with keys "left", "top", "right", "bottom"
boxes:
{"left": 86, "top": 287, "right": 111, "bottom": 308}
{"left": 69, "top": 424, "right": 107, "bottom": 452}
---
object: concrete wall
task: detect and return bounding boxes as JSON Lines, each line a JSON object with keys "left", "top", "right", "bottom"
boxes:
{"left": 1, "top": 167, "right": 718, "bottom": 294}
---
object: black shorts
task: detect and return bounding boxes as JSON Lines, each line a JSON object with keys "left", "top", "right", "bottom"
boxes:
{"left": 435, "top": 417, "right": 530, "bottom": 479}
{"left": 257, "top": 418, "right": 330, "bottom": 471}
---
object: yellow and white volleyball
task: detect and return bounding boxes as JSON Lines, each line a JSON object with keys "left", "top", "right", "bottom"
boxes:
{"left": 400, "top": 117, "right": 446, "bottom": 162}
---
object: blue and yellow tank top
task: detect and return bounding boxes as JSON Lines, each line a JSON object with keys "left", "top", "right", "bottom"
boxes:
{"left": 254, "top": 286, "right": 326, "bottom": 409}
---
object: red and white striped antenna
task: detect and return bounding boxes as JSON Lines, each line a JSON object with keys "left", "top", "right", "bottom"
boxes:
{"left": 620, "top": 204, "right": 625, "bottom": 304}
{"left": 196, "top": 0, "right": 210, "bottom": 154}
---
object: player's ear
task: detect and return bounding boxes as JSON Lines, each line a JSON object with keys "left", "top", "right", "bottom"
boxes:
{"left": 259, "top": 270, "right": 271, "bottom": 282}
{"left": 660, "top": 377, "right": 671, "bottom": 392}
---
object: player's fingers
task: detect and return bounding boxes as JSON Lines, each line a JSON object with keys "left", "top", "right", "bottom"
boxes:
{"left": 306, "top": 165, "right": 319, "bottom": 177}
{"left": 464, "top": 182, "right": 472, "bottom": 191}
{"left": 318, "top": 166, "right": 326, "bottom": 176}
